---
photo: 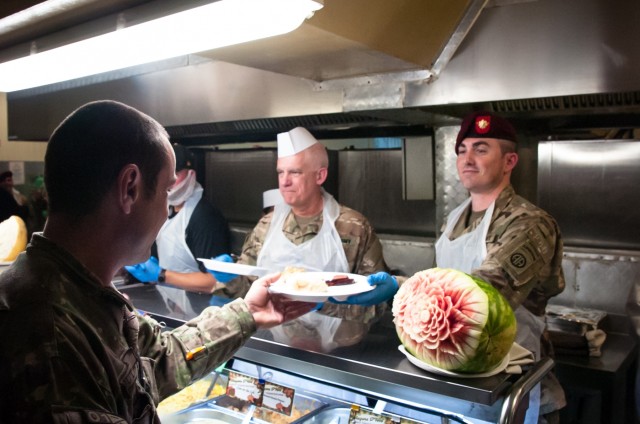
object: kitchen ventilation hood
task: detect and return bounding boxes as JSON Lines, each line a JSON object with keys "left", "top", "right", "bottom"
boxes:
{"left": 3, "top": 0, "right": 640, "bottom": 142}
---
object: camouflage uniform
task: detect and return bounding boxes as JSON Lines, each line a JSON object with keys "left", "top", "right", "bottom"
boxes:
{"left": 446, "top": 185, "right": 565, "bottom": 315}
{"left": 229, "top": 204, "right": 389, "bottom": 324}
{"left": 446, "top": 185, "right": 566, "bottom": 415}
{"left": 0, "top": 234, "right": 256, "bottom": 423}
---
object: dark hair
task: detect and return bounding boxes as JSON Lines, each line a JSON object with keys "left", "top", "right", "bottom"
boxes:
{"left": 45, "top": 100, "right": 169, "bottom": 217}
{"left": 173, "top": 143, "right": 195, "bottom": 171}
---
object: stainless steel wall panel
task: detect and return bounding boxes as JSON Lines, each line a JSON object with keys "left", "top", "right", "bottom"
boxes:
{"left": 337, "top": 149, "right": 435, "bottom": 237}
{"left": 434, "top": 125, "right": 467, "bottom": 238}
{"left": 204, "top": 149, "right": 278, "bottom": 226}
{"left": 405, "top": 0, "right": 640, "bottom": 107}
{"left": 538, "top": 140, "right": 640, "bottom": 250}
{"left": 379, "top": 235, "right": 435, "bottom": 277}
{"left": 551, "top": 247, "right": 640, "bottom": 316}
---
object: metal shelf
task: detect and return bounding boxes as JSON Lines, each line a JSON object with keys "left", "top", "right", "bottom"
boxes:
{"left": 121, "top": 283, "right": 552, "bottom": 423}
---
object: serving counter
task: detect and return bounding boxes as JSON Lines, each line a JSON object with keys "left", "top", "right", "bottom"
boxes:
{"left": 120, "top": 282, "right": 552, "bottom": 424}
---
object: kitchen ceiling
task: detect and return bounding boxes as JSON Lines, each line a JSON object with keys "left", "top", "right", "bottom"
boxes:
{"left": 1, "top": 0, "right": 483, "bottom": 141}
{"left": 3, "top": 0, "right": 640, "bottom": 142}
{"left": 0, "top": 0, "right": 481, "bottom": 83}
{"left": 194, "top": 0, "right": 477, "bottom": 82}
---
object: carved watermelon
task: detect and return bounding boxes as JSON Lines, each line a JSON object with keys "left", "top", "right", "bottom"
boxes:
{"left": 392, "top": 268, "right": 516, "bottom": 373}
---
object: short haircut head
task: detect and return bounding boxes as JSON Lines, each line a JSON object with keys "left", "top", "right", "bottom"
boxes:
{"left": 304, "top": 142, "right": 329, "bottom": 170}
{"left": 498, "top": 139, "right": 517, "bottom": 155}
{"left": 45, "top": 100, "right": 169, "bottom": 218}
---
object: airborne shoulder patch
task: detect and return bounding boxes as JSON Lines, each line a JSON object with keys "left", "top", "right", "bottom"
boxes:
{"left": 496, "top": 226, "right": 548, "bottom": 287}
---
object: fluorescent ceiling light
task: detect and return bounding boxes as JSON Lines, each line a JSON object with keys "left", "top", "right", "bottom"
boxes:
{"left": 0, "top": 0, "right": 323, "bottom": 92}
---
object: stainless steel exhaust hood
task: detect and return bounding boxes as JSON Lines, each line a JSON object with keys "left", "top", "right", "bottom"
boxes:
{"left": 4, "top": 0, "right": 640, "bottom": 141}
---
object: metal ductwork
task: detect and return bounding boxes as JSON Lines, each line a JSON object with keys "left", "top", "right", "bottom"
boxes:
{"left": 3, "top": 0, "right": 640, "bottom": 142}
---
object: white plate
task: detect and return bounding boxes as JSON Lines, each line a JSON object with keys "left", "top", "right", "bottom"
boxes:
{"left": 268, "top": 272, "right": 373, "bottom": 302}
{"left": 398, "top": 345, "right": 510, "bottom": 378}
{"left": 197, "top": 258, "right": 272, "bottom": 277}
{"left": 0, "top": 260, "right": 14, "bottom": 266}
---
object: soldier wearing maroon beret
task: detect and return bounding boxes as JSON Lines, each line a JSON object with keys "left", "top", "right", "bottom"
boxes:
{"left": 437, "top": 111, "right": 566, "bottom": 423}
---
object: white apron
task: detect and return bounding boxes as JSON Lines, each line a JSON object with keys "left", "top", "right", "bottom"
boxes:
{"left": 154, "top": 185, "right": 203, "bottom": 316}
{"left": 436, "top": 198, "right": 543, "bottom": 423}
{"left": 257, "top": 190, "right": 349, "bottom": 273}
{"left": 260, "top": 190, "right": 349, "bottom": 350}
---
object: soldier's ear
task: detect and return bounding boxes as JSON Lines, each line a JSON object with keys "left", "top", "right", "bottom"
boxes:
{"left": 505, "top": 152, "right": 518, "bottom": 172}
{"left": 119, "top": 164, "right": 142, "bottom": 214}
{"left": 316, "top": 167, "right": 328, "bottom": 185}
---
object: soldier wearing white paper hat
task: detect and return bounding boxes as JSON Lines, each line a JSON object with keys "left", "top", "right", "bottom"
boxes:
{"left": 207, "top": 127, "right": 399, "bottom": 351}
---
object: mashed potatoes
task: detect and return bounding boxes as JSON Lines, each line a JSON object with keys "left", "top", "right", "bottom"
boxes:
{"left": 282, "top": 274, "right": 328, "bottom": 293}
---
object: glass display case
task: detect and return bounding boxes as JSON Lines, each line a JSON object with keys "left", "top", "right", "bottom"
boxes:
{"left": 120, "top": 282, "right": 552, "bottom": 424}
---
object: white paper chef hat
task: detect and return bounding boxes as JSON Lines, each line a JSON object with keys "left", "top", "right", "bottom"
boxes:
{"left": 262, "top": 188, "right": 284, "bottom": 209}
{"left": 277, "top": 127, "right": 318, "bottom": 158}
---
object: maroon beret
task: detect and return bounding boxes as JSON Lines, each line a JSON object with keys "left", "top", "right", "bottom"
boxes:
{"left": 455, "top": 111, "right": 517, "bottom": 154}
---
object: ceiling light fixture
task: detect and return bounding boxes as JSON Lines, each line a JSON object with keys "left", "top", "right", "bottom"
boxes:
{"left": 0, "top": 0, "right": 323, "bottom": 92}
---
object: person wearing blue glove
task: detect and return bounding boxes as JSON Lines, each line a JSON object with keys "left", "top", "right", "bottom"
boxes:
{"left": 230, "top": 127, "right": 395, "bottom": 352}
{"left": 124, "top": 256, "right": 162, "bottom": 283}
{"left": 0, "top": 100, "right": 317, "bottom": 423}
{"left": 125, "top": 143, "right": 233, "bottom": 314}
{"left": 329, "top": 272, "right": 398, "bottom": 307}
{"left": 435, "top": 111, "right": 566, "bottom": 422}
{"left": 208, "top": 253, "right": 238, "bottom": 283}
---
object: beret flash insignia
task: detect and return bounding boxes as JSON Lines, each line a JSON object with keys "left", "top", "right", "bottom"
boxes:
{"left": 475, "top": 116, "right": 491, "bottom": 134}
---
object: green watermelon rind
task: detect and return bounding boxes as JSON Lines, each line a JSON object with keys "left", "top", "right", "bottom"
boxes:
{"left": 394, "top": 268, "right": 517, "bottom": 374}
{"left": 454, "top": 274, "right": 517, "bottom": 373}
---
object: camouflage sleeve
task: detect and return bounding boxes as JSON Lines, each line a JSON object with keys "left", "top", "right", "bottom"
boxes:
{"left": 207, "top": 216, "right": 273, "bottom": 299}
{"left": 473, "top": 211, "right": 563, "bottom": 314}
{"left": 238, "top": 213, "right": 272, "bottom": 266}
{"left": 213, "top": 214, "right": 274, "bottom": 294}
{"left": 335, "top": 206, "right": 389, "bottom": 275}
{"left": 136, "top": 298, "right": 256, "bottom": 400}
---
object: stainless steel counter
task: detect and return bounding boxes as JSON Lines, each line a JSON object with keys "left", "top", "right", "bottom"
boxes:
{"left": 120, "top": 282, "right": 550, "bottom": 423}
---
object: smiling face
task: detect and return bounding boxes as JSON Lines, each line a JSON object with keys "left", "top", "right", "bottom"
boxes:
{"left": 456, "top": 137, "right": 518, "bottom": 195}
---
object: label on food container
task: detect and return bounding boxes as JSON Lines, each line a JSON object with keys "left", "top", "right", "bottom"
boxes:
{"left": 226, "top": 371, "right": 264, "bottom": 406}
{"left": 348, "top": 405, "right": 422, "bottom": 424}
{"left": 348, "top": 405, "right": 388, "bottom": 424}
{"left": 260, "top": 381, "right": 295, "bottom": 416}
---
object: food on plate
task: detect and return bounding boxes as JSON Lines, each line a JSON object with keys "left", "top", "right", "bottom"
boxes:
{"left": 281, "top": 273, "right": 328, "bottom": 293}
{"left": 278, "top": 266, "right": 329, "bottom": 292}
{"left": 282, "top": 266, "right": 308, "bottom": 275}
{"left": 278, "top": 267, "right": 356, "bottom": 292}
{"left": 393, "top": 267, "right": 516, "bottom": 373}
{"left": 325, "top": 274, "right": 355, "bottom": 286}
{"left": 0, "top": 215, "right": 27, "bottom": 262}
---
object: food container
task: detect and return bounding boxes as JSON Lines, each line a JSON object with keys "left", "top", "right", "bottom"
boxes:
{"left": 296, "top": 406, "right": 351, "bottom": 424}
{"left": 159, "top": 404, "right": 244, "bottom": 424}
{"left": 157, "top": 372, "right": 229, "bottom": 416}
{"left": 210, "top": 392, "right": 328, "bottom": 424}
{"left": 297, "top": 405, "right": 470, "bottom": 424}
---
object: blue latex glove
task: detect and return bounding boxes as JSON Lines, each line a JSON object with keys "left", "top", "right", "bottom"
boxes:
{"left": 329, "top": 271, "right": 398, "bottom": 306}
{"left": 209, "top": 295, "right": 233, "bottom": 307}
{"left": 124, "top": 256, "right": 161, "bottom": 283}
{"left": 207, "top": 254, "right": 238, "bottom": 283}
